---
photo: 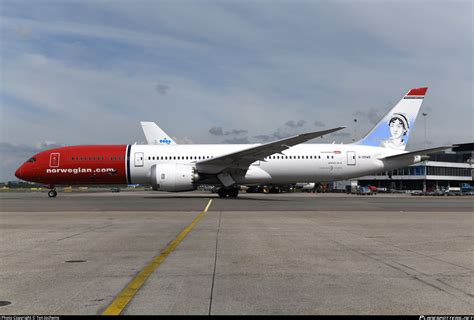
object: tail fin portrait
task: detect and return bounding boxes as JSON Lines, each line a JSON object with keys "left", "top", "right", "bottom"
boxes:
{"left": 355, "top": 87, "right": 427, "bottom": 150}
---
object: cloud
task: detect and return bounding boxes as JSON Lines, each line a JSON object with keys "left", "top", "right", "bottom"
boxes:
{"left": 209, "top": 126, "right": 224, "bottom": 136}
{"left": 330, "top": 132, "right": 351, "bottom": 137}
{"left": 313, "top": 120, "right": 325, "bottom": 127}
{"left": 352, "top": 107, "right": 382, "bottom": 124}
{"left": 230, "top": 129, "right": 248, "bottom": 135}
{"left": 155, "top": 83, "right": 170, "bottom": 94}
{"left": 173, "top": 136, "right": 194, "bottom": 144}
{"left": 285, "top": 120, "right": 306, "bottom": 129}
{"left": 253, "top": 128, "right": 292, "bottom": 142}
{"left": 222, "top": 137, "right": 250, "bottom": 144}
{"left": 209, "top": 126, "right": 248, "bottom": 136}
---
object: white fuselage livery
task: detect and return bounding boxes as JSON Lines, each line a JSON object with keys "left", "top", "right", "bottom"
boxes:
{"left": 128, "top": 143, "right": 418, "bottom": 185}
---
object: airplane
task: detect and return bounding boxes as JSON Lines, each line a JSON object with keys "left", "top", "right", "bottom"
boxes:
{"left": 15, "top": 87, "right": 452, "bottom": 198}
{"left": 140, "top": 121, "right": 176, "bottom": 145}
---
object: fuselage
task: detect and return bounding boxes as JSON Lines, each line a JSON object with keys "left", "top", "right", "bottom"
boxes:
{"left": 15, "top": 143, "right": 419, "bottom": 187}
{"left": 14, "top": 87, "right": 432, "bottom": 198}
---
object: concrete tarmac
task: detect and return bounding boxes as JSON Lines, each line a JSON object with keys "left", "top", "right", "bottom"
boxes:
{"left": 0, "top": 191, "right": 473, "bottom": 314}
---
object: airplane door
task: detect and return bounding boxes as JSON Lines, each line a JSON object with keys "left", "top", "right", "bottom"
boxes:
{"left": 134, "top": 152, "right": 144, "bottom": 167}
{"left": 49, "top": 153, "right": 60, "bottom": 167}
{"left": 347, "top": 151, "right": 356, "bottom": 166}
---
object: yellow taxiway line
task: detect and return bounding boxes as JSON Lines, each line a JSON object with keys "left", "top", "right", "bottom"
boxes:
{"left": 102, "top": 199, "right": 213, "bottom": 315}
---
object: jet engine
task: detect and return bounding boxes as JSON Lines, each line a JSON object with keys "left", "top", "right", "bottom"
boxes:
{"left": 150, "top": 163, "right": 199, "bottom": 192}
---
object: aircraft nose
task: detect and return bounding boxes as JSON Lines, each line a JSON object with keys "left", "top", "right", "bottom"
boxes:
{"left": 15, "top": 165, "right": 25, "bottom": 180}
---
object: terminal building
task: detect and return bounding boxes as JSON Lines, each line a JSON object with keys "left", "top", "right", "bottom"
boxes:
{"left": 336, "top": 144, "right": 473, "bottom": 192}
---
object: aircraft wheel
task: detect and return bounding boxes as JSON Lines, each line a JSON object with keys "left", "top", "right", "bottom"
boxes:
{"left": 217, "top": 188, "right": 228, "bottom": 198}
{"left": 48, "top": 190, "right": 57, "bottom": 198}
{"left": 228, "top": 188, "right": 239, "bottom": 198}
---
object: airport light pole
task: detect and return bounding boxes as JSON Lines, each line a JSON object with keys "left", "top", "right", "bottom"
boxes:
{"left": 422, "top": 112, "right": 428, "bottom": 192}
{"left": 352, "top": 118, "right": 357, "bottom": 142}
{"left": 422, "top": 112, "right": 428, "bottom": 149}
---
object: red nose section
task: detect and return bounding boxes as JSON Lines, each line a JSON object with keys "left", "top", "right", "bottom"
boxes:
{"left": 15, "top": 165, "right": 25, "bottom": 180}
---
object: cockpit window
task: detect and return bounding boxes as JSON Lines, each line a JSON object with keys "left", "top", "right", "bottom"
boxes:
{"left": 26, "top": 157, "right": 36, "bottom": 163}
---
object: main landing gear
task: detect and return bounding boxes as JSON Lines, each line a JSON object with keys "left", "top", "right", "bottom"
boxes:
{"left": 217, "top": 187, "right": 239, "bottom": 198}
{"left": 47, "top": 186, "right": 57, "bottom": 198}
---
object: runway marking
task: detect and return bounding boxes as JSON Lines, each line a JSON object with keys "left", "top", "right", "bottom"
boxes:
{"left": 102, "top": 199, "right": 213, "bottom": 315}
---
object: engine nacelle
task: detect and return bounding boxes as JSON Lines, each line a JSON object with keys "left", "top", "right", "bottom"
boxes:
{"left": 150, "top": 163, "right": 199, "bottom": 192}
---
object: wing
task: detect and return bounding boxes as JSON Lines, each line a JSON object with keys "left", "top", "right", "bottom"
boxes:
{"left": 196, "top": 126, "right": 346, "bottom": 174}
{"left": 377, "top": 146, "right": 453, "bottom": 161}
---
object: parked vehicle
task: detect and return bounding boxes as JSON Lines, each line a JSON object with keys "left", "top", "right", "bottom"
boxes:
{"left": 356, "top": 186, "right": 375, "bottom": 195}
{"left": 460, "top": 183, "right": 473, "bottom": 193}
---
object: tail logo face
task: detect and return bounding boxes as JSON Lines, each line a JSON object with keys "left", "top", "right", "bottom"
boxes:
{"left": 381, "top": 113, "right": 410, "bottom": 150}
{"left": 356, "top": 87, "right": 427, "bottom": 151}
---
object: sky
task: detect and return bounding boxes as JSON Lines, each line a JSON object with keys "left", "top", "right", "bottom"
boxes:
{"left": 0, "top": 0, "right": 472, "bottom": 181}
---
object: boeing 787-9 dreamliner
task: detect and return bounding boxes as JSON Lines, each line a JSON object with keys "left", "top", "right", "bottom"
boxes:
{"left": 15, "top": 87, "right": 451, "bottom": 198}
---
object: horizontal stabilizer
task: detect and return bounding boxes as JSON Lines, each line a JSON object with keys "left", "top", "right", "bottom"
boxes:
{"left": 378, "top": 146, "right": 453, "bottom": 161}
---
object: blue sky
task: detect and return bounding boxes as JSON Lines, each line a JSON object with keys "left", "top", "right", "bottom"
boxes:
{"left": 0, "top": 0, "right": 472, "bottom": 181}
